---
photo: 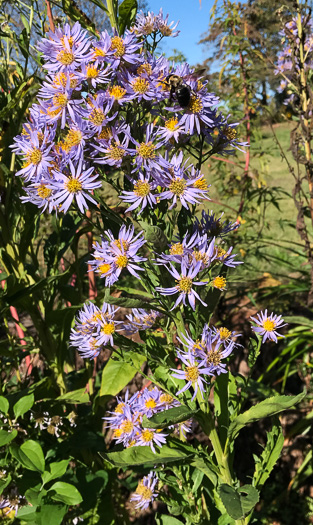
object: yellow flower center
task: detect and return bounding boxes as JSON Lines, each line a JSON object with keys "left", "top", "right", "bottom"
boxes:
{"left": 263, "top": 319, "right": 276, "bottom": 332}
{"left": 110, "top": 36, "right": 125, "bottom": 57}
{"left": 108, "top": 85, "right": 127, "bottom": 100}
{"left": 53, "top": 93, "right": 68, "bottom": 108}
{"left": 137, "top": 141, "right": 155, "bottom": 159}
{"left": 177, "top": 276, "right": 192, "bottom": 293}
{"left": 192, "top": 339, "right": 203, "bottom": 352}
{"left": 192, "top": 250, "right": 208, "bottom": 265}
{"left": 98, "top": 263, "right": 111, "bottom": 275}
{"left": 169, "top": 178, "right": 186, "bottom": 196}
{"left": 223, "top": 127, "right": 237, "bottom": 140}
{"left": 115, "top": 402, "right": 125, "bottom": 414}
{"left": 159, "top": 393, "right": 173, "bottom": 404}
{"left": 145, "top": 399, "right": 157, "bottom": 409}
{"left": 114, "top": 239, "right": 129, "bottom": 251}
{"left": 93, "top": 47, "right": 105, "bottom": 58}
{"left": 158, "top": 24, "right": 173, "bottom": 36}
{"left": 170, "top": 243, "right": 184, "bottom": 256}
{"left": 60, "top": 36, "right": 74, "bottom": 48}
{"left": 37, "top": 185, "right": 52, "bottom": 199}
{"left": 108, "top": 143, "right": 125, "bottom": 160}
{"left": 28, "top": 148, "right": 42, "bottom": 165}
{"left": 113, "top": 428, "right": 123, "bottom": 438}
{"left": 212, "top": 276, "right": 226, "bottom": 290}
{"left": 165, "top": 117, "right": 179, "bottom": 131}
{"left": 136, "top": 483, "right": 153, "bottom": 500}
{"left": 91, "top": 312, "right": 103, "bottom": 323}
{"left": 141, "top": 429, "right": 154, "bottom": 442}
{"left": 121, "top": 420, "right": 133, "bottom": 433}
{"left": 54, "top": 72, "right": 78, "bottom": 89}
{"left": 185, "top": 365, "right": 199, "bottom": 382}
{"left": 134, "top": 180, "right": 151, "bottom": 197}
{"left": 217, "top": 247, "right": 227, "bottom": 258}
{"left": 116, "top": 254, "right": 128, "bottom": 268}
{"left": 56, "top": 50, "right": 75, "bottom": 65}
{"left": 137, "top": 63, "right": 152, "bottom": 76}
{"left": 63, "top": 129, "right": 82, "bottom": 151}
{"left": 188, "top": 95, "right": 203, "bottom": 114}
{"left": 207, "top": 350, "right": 221, "bottom": 366}
{"left": 102, "top": 322, "right": 115, "bottom": 335}
{"left": 218, "top": 327, "right": 231, "bottom": 340}
{"left": 194, "top": 176, "right": 208, "bottom": 191}
{"left": 98, "top": 126, "right": 112, "bottom": 140}
{"left": 132, "top": 77, "right": 149, "bottom": 94}
{"left": 89, "top": 108, "right": 105, "bottom": 126}
{"left": 87, "top": 65, "right": 99, "bottom": 78}
{"left": 65, "top": 178, "right": 82, "bottom": 194}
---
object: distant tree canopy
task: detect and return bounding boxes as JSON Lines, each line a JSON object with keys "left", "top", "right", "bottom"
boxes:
{"left": 198, "top": 0, "right": 296, "bottom": 106}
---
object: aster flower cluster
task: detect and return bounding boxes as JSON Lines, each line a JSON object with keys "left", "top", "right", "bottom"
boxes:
{"left": 11, "top": 11, "right": 244, "bottom": 217}
{"left": 105, "top": 387, "right": 191, "bottom": 452}
{"left": 275, "top": 17, "right": 313, "bottom": 103}
{"left": 172, "top": 324, "right": 241, "bottom": 400}
{"left": 155, "top": 214, "right": 242, "bottom": 310}
{"left": 130, "top": 471, "right": 158, "bottom": 510}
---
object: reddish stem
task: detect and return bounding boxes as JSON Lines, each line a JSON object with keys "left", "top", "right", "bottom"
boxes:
{"left": 46, "top": 1, "right": 55, "bottom": 32}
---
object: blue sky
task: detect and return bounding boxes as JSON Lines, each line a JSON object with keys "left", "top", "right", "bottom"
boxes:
{"left": 147, "top": 0, "right": 216, "bottom": 65}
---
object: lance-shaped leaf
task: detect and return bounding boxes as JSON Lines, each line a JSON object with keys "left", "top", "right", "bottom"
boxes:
{"left": 119, "top": 0, "right": 138, "bottom": 35}
{"left": 105, "top": 443, "right": 193, "bottom": 467}
{"left": 56, "top": 388, "right": 89, "bottom": 404}
{"left": 142, "top": 406, "right": 198, "bottom": 430}
{"left": 253, "top": 417, "right": 284, "bottom": 491}
{"left": 228, "top": 391, "right": 305, "bottom": 441}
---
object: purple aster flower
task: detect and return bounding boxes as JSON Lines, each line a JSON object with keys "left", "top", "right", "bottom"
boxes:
{"left": 131, "top": 10, "right": 158, "bottom": 37}
{"left": 12, "top": 130, "right": 54, "bottom": 182}
{"left": 157, "top": 115, "right": 185, "bottom": 145}
{"left": 104, "top": 389, "right": 139, "bottom": 428}
{"left": 123, "top": 308, "right": 160, "bottom": 334}
{"left": 130, "top": 472, "right": 158, "bottom": 511}
{"left": 113, "top": 405, "right": 142, "bottom": 447}
{"left": 155, "top": 8, "right": 180, "bottom": 37}
{"left": 48, "top": 159, "right": 101, "bottom": 214}
{"left": 135, "top": 428, "right": 167, "bottom": 452}
{"left": 213, "top": 245, "right": 242, "bottom": 268}
{"left": 106, "top": 30, "right": 142, "bottom": 70}
{"left": 250, "top": 310, "right": 287, "bottom": 343}
{"left": 211, "top": 325, "right": 242, "bottom": 349}
{"left": 136, "top": 387, "right": 162, "bottom": 418}
{"left": 129, "top": 124, "right": 162, "bottom": 171}
{"left": 81, "top": 95, "right": 117, "bottom": 134}
{"left": 92, "top": 125, "right": 132, "bottom": 168}
{"left": 37, "top": 22, "right": 93, "bottom": 72}
{"left": 172, "top": 350, "right": 213, "bottom": 401}
{"left": 122, "top": 69, "right": 162, "bottom": 102}
{"left": 38, "top": 81, "right": 82, "bottom": 129}
{"left": 178, "top": 82, "right": 219, "bottom": 135}
{"left": 77, "top": 61, "right": 111, "bottom": 88}
{"left": 156, "top": 151, "right": 210, "bottom": 209}
{"left": 156, "top": 260, "right": 208, "bottom": 310}
{"left": 197, "top": 326, "right": 235, "bottom": 375}
{"left": 193, "top": 210, "right": 239, "bottom": 238}
{"left": 156, "top": 231, "right": 200, "bottom": 266}
{"left": 20, "top": 179, "right": 58, "bottom": 213}
{"left": 88, "top": 225, "right": 147, "bottom": 286}
{"left": 120, "top": 172, "right": 158, "bottom": 214}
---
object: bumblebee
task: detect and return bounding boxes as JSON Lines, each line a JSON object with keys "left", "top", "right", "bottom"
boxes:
{"left": 164, "top": 69, "right": 206, "bottom": 108}
{"left": 165, "top": 74, "right": 192, "bottom": 108}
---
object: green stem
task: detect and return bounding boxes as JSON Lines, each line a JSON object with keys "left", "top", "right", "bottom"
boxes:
{"left": 106, "top": 0, "right": 118, "bottom": 33}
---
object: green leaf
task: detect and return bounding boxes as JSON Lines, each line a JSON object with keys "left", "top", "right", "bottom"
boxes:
{"left": 56, "top": 388, "right": 89, "bottom": 404}
{"left": 103, "top": 292, "right": 163, "bottom": 312}
{"left": 0, "top": 429, "right": 17, "bottom": 446}
{"left": 191, "top": 457, "right": 219, "bottom": 486}
{"left": 142, "top": 406, "right": 198, "bottom": 429}
{"left": 119, "top": 0, "right": 138, "bottom": 35}
{"left": 0, "top": 473, "right": 11, "bottom": 495}
{"left": 25, "top": 487, "right": 46, "bottom": 506}
{"left": 100, "top": 359, "right": 141, "bottom": 397}
{"left": 156, "top": 516, "right": 184, "bottom": 525}
{"left": 0, "top": 396, "right": 9, "bottom": 414}
{"left": 284, "top": 315, "right": 313, "bottom": 328}
{"left": 13, "top": 393, "right": 34, "bottom": 419}
{"left": 16, "top": 506, "right": 38, "bottom": 521}
{"left": 49, "top": 481, "right": 83, "bottom": 505}
{"left": 19, "top": 440, "right": 45, "bottom": 473}
{"left": 228, "top": 391, "right": 306, "bottom": 440}
{"left": 42, "top": 460, "right": 69, "bottom": 485}
{"left": 218, "top": 484, "right": 259, "bottom": 520}
{"left": 38, "top": 503, "right": 68, "bottom": 525}
{"left": 105, "top": 443, "right": 193, "bottom": 467}
{"left": 253, "top": 417, "right": 284, "bottom": 491}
